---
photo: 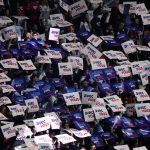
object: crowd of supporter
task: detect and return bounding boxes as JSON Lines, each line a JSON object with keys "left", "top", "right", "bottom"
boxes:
{"left": 0, "top": 0, "right": 150, "bottom": 150}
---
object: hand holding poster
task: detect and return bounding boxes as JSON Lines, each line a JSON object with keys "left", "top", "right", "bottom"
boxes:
{"left": 55, "top": 134, "right": 76, "bottom": 144}
{"left": 49, "top": 28, "right": 60, "bottom": 41}
{"left": 18, "top": 60, "right": 36, "bottom": 70}
{"left": 135, "top": 103, "right": 150, "bottom": 117}
{"left": 25, "top": 99, "right": 39, "bottom": 113}
{"left": 87, "top": 34, "right": 102, "bottom": 47}
{"left": 114, "top": 65, "right": 131, "bottom": 78}
{"left": 140, "top": 71, "right": 149, "bottom": 86}
{"left": 68, "top": 56, "right": 83, "bottom": 70}
{"left": 90, "top": 59, "right": 107, "bottom": 70}
{"left": 83, "top": 108, "right": 95, "bottom": 122}
{"left": 0, "top": 73, "right": 11, "bottom": 83}
{"left": 1, "top": 124, "right": 16, "bottom": 139}
{"left": 58, "top": 62, "right": 73, "bottom": 75}
{"left": 45, "top": 50, "right": 62, "bottom": 59}
{"left": 133, "top": 89, "right": 150, "bottom": 101}
{"left": 69, "top": 0, "right": 88, "bottom": 17}
{"left": 63, "top": 92, "right": 81, "bottom": 106}
{"left": 136, "top": 3, "right": 148, "bottom": 15}
{"left": 82, "top": 91, "right": 97, "bottom": 104}
{"left": 1, "top": 25, "right": 17, "bottom": 40}
{"left": 83, "top": 43, "right": 102, "bottom": 59}
{"left": 93, "top": 106, "right": 109, "bottom": 119}
{"left": 33, "top": 116, "right": 51, "bottom": 132}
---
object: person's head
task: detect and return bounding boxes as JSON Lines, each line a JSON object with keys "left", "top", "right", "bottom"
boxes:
{"left": 25, "top": 32, "right": 31, "bottom": 40}
{"left": 90, "top": 144, "right": 96, "bottom": 150}
{"left": 32, "top": 32, "right": 39, "bottom": 40}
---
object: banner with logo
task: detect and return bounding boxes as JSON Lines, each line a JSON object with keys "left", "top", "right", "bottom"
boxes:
{"left": 24, "top": 138, "right": 38, "bottom": 148}
{"left": 108, "top": 104, "right": 126, "bottom": 112}
{"left": 135, "top": 103, "right": 150, "bottom": 117}
{"left": 59, "top": 0, "right": 69, "bottom": 12}
{"left": 44, "top": 112, "right": 61, "bottom": 129}
{"left": 25, "top": 99, "right": 39, "bottom": 113}
{"left": 1, "top": 124, "right": 16, "bottom": 139}
{"left": 92, "top": 98, "right": 106, "bottom": 107}
{"left": 64, "top": 32, "right": 77, "bottom": 41}
{"left": 73, "top": 129, "right": 91, "bottom": 138}
{"left": 45, "top": 50, "right": 62, "bottom": 59}
{"left": 62, "top": 43, "right": 79, "bottom": 52}
{"left": 114, "top": 65, "right": 131, "bottom": 77}
{"left": 83, "top": 108, "right": 95, "bottom": 122}
{"left": 83, "top": 43, "right": 102, "bottom": 59}
{"left": 104, "top": 95, "right": 122, "bottom": 104}
{"left": 133, "top": 89, "right": 150, "bottom": 101}
{"left": 87, "top": 34, "right": 102, "bottom": 47}
{"left": 136, "top": 3, "right": 148, "bottom": 15}
{"left": 93, "top": 106, "right": 109, "bottom": 119}
{"left": 55, "top": 134, "right": 76, "bottom": 144}
{"left": 82, "top": 91, "right": 97, "bottom": 104}
{"left": 24, "top": 119, "right": 34, "bottom": 127}
{"left": 0, "top": 73, "right": 11, "bottom": 83}
{"left": 69, "top": 0, "right": 88, "bottom": 17}
{"left": 131, "top": 61, "right": 145, "bottom": 75}
{"left": 140, "top": 71, "right": 149, "bottom": 86}
{"left": 68, "top": 56, "right": 83, "bottom": 70}
{"left": 90, "top": 59, "right": 107, "bottom": 70}
{"left": 36, "top": 56, "right": 51, "bottom": 64}
{"left": 0, "top": 58, "right": 19, "bottom": 69}
{"left": 49, "top": 28, "right": 60, "bottom": 41}
{"left": 18, "top": 60, "right": 36, "bottom": 70}
{"left": 58, "top": 62, "right": 73, "bottom": 75}
{"left": 56, "top": 20, "right": 72, "bottom": 27}
{"left": 121, "top": 40, "right": 136, "bottom": 54}
{"left": 1, "top": 25, "right": 17, "bottom": 40}
{"left": 50, "top": 14, "right": 64, "bottom": 27}
{"left": 63, "top": 92, "right": 81, "bottom": 106}
{"left": 125, "top": 104, "right": 135, "bottom": 116}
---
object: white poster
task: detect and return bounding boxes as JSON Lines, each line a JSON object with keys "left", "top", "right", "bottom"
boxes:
{"left": 0, "top": 113, "right": 8, "bottom": 120}
{"left": 25, "top": 99, "right": 39, "bottom": 113}
{"left": 90, "top": 59, "right": 107, "bottom": 70}
{"left": 69, "top": 0, "right": 88, "bottom": 17}
{"left": 36, "top": 56, "right": 51, "bottom": 64}
{"left": 83, "top": 43, "right": 102, "bottom": 59}
{"left": 93, "top": 106, "right": 109, "bottom": 119}
{"left": 144, "top": 64, "right": 150, "bottom": 76}
{"left": 0, "top": 58, "right": 19, "bottom": 69}
{"left": 0, "top": 0, "right": 4, "bottom": 6}
{"left": 141, "top": 14, "right": 150, "bottom": 25}
{"left": 131, "top": 61, "right": 145, "bottom": 75}
{"left": 121, "top": 40, "right": 136, "bottom": 54}
{"left": 0, "top": 85, "right": 16, "bottom": 93}
{"left": 33, "top": 116, "right": 51, "bottom": 132}
{"left": 1, "top": 124, "right": 16, "bottom": 139}
{"left": 125, "top": 104, "right": 135, "bottom": 116}
{"left": 58, "top": 62, "right": 73, "bottom": 75}
{"left": 140, "top": 71, "right": 149, "bottom": 86}
{"left": 63, "top": 92, "right": 81, "bottom": 106}
{"left": 45, "top": 50, "right": 62, "bottom": 59}
{"left": 38, "top": 143, "right": 53, "bottom": 150}
{"left": 83, "top": 108, "right": 95, "bottom": 122}
{"left": 87, "top": 34, "right": 102, "bottom": 47}
{"left": 114, "top": 65, "right": 131, "bottom": 77}
{"left": 136, "top": 3, "right": 148, "bottom": 15}
{"left": 82, "top": 91, "right": 97, "bottom": 104}
{"left": 73, "top": 129, "right": 91, "bottom": 138}
{"left": 108, "top": 104, "right": 126, "bottom": 112}
{"left": 1, "top": 25, "right": 17, "bottom": 40}
{"left": 62, "top": 43, "right": 79, "bottom": 52}
{"left": 50, "top": 14, "right": 64, "bottom": 27}
{"left": 49, "top": 28, "right": 60, "bottom": 41}
{"left": 59, "top": 0, "right": 69, "bottom": 12}
{"left": 92, "top": 98, "right": 106, "bottom": 107}
{"left": 0, "top": 96, "right": 11, "bottom": 106}
{"left": 8, "top": 105, "right": 25, "bottom": 117}
{"left": 18, "top": 60, "right": 36, "bottom": 70}
{"left": 68, "top": 56, "right": 83, "bottom": 70}
{"left": 88, "top": 0, "right": 103, "bottom": 3}
{"left": 55, "top": 134, "right": 76, "bottom": 144}
{"left": 0, "top": 73, "right": 11, "bottom": 83}
{"left": 114, "top": 145, "right": 130, "bottom": 150}
{"left": 133, "top": 146, "right": 147, "bottom": 150}
{"left": 44, "top": 112, "right": 61, "bottom": 129}
{"left": 104, "top": 95, "right": 122, "bottom": 104}
{"left": 135, "top": 103, "right": 150, "bottom": 117}
{"left": 56, "top": 20, "right": 72, "bottom": 27}
{"left": 136, "top": 45, "right": 150, "bottom": 51}
{"left": 133, "top": 89, "right": 150, "bottom": 101}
